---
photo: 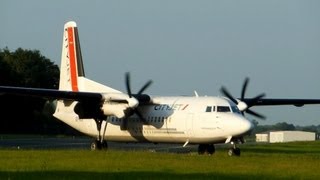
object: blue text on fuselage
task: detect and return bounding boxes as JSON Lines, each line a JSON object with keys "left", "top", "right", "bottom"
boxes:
{"left": 154, "top": 104, "right": 188, "bottom": 111}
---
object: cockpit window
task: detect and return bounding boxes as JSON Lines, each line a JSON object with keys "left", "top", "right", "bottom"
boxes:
{"left": 217, "top": 106, "right": 231, "bottom": 112}
{"left": 206, "top": 106, "right": 212, "bottom": 112}
{"left": 205, "top": 106, "right": 216, "bottom": 112}
{"left": 231, "top": 106, "right": 241, "bottom": 114}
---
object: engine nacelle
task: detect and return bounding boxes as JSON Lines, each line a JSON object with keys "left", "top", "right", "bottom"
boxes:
{"left": 101, "top": 103, "right": 129, "bottom": 119}
{"left": 102, "top": 93, "right": 139, "bottom": 108}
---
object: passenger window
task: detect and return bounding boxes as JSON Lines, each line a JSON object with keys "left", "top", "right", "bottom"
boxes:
{"left": 206, "top": 106, "right": 212, "bottom": 112}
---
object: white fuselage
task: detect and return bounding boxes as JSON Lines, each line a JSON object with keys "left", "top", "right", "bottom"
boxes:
{"left": 54, "top": 96, "right": 253, "bottom": 145}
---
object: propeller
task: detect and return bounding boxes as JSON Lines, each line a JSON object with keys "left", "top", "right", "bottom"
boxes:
{"left": 122, "top": 72, "right": 152, "bottom": 130}
{"left": 220, "top": 77, "right": 266, "bottom": 120}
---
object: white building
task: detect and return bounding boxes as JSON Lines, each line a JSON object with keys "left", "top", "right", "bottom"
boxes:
{"left": 269, "top": 131, "right": 315, "bottom": 143}
{"left": 256, "top": 131, "right": 316, "bottom": 143}
{"left": 255, "top": 132, "right": 269, "bottom": 142}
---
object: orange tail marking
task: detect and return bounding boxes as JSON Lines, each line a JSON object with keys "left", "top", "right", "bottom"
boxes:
{"left": 67, "top": 27, "right": 79, "bottom": 92}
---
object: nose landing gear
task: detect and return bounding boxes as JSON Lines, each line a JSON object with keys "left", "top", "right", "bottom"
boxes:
{"left": 228, "top": 147, "right": 241, "bottom": 156}
{"left": 228, "top": 142, "right": 241, "bottom": 156}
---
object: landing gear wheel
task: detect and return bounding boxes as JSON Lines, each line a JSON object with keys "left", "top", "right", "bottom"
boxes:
{"left": 91, "top": 140, "right": 108, "bottom": 151}
{"left": 207, "top": 144, "right": 215, "bottom": 155}
{"left": 198, "top": 144, "right": 215, "bottom": 155}
{"left": 101, "top": 141, "right": 108, "bottom": 149}
{"left": 198, "top": 144, "right": 206, "bottom": 155}
{"left": 233, "top": 147, "right": 241, "bottom": 156}
{"left": 228, "top": 149, "right": 233, "bottom": 156}
{"left": 228, "top": 148, "right": 241, "bottom": 156}
{"left": 91, "top": 140, "right": 102, "bottom": 151}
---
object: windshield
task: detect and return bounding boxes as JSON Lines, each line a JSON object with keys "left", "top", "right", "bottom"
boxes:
{"left": 217, "top": 106, "right": 231, "bottom": 112}
{"left": 231, "top": 106, "right": 241, "bottom": 114}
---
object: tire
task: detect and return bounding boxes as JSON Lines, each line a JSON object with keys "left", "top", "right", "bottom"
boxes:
{"left": 228, "top": 148, "right": 241, "bottom": 156}
{"left": 91, "top": 140, "right": 102, "bottom": 150}
{"left": 198, "top": 144, "right": 206, "bottom": 155}
{"left": 233, "top": 148, "right": 241, "bottom": 156}
{"left": 207, "top": 144, "right": 215, "bottom": 155}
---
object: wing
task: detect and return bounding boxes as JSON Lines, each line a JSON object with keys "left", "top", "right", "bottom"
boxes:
{"left": 0, "top": 86, "right": 103, "bottom": 103}
{"left": 220, "top": 79, "right": 320, "bottom": 119}
{"left": 239, "top": 98, "right": 320, "bottom": 119}
{"left": 221, "top": 78, "right": 320, "bottom": 117}
{"left": 0, "top": 86, "right": 151, "bottom": 119}
{"left": 243, "top": 98, "right": 320, "bottom": 107}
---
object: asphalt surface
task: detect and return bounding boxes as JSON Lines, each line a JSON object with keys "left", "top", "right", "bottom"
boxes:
{"left": 0, "top": 135, "right": 198, "bottom": 153}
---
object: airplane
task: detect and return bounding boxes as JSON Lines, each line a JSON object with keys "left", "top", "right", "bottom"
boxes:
{"left": 1, "top": 21, "right": 320, "bottom": 156}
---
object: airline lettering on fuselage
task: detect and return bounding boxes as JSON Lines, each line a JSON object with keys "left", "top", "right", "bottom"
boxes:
{"left": 154, "top": 104, "right": 189, "bottom": 111}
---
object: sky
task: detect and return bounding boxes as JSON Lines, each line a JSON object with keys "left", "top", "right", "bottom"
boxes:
{"left": 1, "top": 0, "right": 320, "bottom": 126}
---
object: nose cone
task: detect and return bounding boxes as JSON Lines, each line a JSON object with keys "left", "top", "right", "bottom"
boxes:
{"left": 239, "top": 118, "right": 254, "bottom": 135}
{"left": 223, "top": 114, "right": 254, "bottom": 136}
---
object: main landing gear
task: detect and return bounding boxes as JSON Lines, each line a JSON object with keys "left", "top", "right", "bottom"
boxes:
{"left": 91, "top": 140, "right": 108, "bottom": 150}
{"left": 91, "top": 118, "right": 108, "bottom": 150}
{"left": 198, "top": 144, "right": 215, "bottom": 155}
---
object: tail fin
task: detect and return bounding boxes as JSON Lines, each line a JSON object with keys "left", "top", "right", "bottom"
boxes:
{"left": 60, "top": 21, "right": 84, "bottom": 91}
{"left": 59, "top": 21, "right": 120, "bottom": 93}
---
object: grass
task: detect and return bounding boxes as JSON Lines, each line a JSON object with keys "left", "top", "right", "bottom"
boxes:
{"left": 0, "top": 141, "right": 320, "bottom": 179}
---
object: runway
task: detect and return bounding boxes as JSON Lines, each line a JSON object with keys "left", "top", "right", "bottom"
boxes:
{"left": 0, "top": 135, "right": 198, "bottom": 153}
{"left": 0, "top": 136, "right": 91, "bottom": 150}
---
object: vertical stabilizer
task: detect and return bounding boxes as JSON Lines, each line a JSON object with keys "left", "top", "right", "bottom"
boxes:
{"left": 59, "top": 21, "right": 121, "bottom": 93}
{"left": 59, "top": 21, "right": 85, "bottom": 91}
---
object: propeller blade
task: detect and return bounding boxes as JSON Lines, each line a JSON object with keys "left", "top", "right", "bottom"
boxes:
{"left": 123, "top": 72, "right": 152, "bottom": 124}
{"left": 137, "top": 80, "right": 153, "bottom": 95}
{"left": 220, "top": 87, "right": 238, "bottom": 105}
{"left": 246, "top": 109, "right": 266, "bottom": 120}
{"left": 221, "top": 77, "right": 267, "bottom": 120}
{"left": 120, "top": 118, "right": 128, "bottom": 130}
{"left": 241, "top": 77, "right": 249, "bottom": 100}
{"left": 125, "top": 72, "right": 132, "bottom": 98}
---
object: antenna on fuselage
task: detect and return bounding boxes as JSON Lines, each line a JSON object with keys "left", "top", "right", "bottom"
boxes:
{"left": 194, "top": 91, "right": 199, "bottom": 97}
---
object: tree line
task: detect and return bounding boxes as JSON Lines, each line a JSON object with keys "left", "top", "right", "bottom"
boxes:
{"left": 251, "top": 120, "right": 320, "bottom": 135}
{"left": 0, "top": 48, "right": 78, "bottom": 135}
